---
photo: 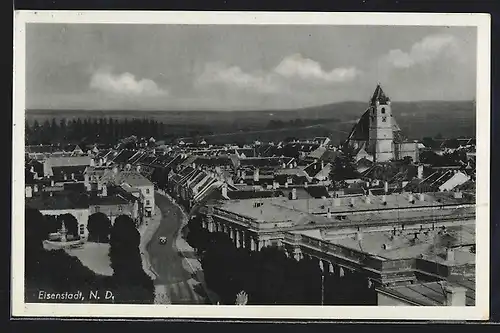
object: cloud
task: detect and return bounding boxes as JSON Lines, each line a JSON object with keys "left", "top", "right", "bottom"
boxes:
{"left": 90, "top": 68, "right": 168, "bottom": 96}
{"left": 382, "top": 34, "right": 463, "bottom": 69}
{"left": 273, "top": 53, "right": 362, "bottom": 82}
{"left": 195, "top": 54, "right": 361, "bottom": 95}
{"left": 195, "top": 62, "right": 280, "bottom": 94}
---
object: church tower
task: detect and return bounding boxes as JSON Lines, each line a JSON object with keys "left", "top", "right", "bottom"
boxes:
{"left": 368, "top": 84, "right": 394, "bottom": 162}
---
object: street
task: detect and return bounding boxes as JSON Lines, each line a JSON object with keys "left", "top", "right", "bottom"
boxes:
{"left": 146, "top": 193, "right": 208, "bottom": 304}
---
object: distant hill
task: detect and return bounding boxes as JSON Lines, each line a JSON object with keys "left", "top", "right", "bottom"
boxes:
{"left": 26, "top": 100, "right": 475, "bottom": 143}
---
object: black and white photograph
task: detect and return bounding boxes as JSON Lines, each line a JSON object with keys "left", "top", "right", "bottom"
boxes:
{"left": 12, "top": 11, "right": 491, "bottom": 320}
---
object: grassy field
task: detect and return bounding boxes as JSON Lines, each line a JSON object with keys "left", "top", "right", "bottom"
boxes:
{"left": 26, "top": 100, "right": 475, "bottom": 144}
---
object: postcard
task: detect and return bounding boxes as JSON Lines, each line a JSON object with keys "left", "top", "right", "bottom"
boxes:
{"left": 12, "top": 10, "right": 491, "bottom": 320}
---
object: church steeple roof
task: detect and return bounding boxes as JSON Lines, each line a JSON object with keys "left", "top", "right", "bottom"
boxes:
{"left": 370, "top": 83, "right": 390, "bottom": 106}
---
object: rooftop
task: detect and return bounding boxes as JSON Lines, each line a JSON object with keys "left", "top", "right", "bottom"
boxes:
{"left": 88, "top": 194, "right": 131, "bottom": 206}
{"left": 322, "top": 225, "right": 475, "bottom": 261}
{"left": 26, "top": 192, "right": 90, "bottom": 210}
{"left": 112, "top": 170, "right": 153, "bottom": 188}
{"left": 236, "top": 192, "right": 474, "bottom": 217}
{"left": 45, "top": 155, "right": 91, "bottom": 167}
{"left": 217, "top": 198, "right": 326, "bottom": 224}
{"left": 378, "top": 279, "right": 475, "bottom": 306}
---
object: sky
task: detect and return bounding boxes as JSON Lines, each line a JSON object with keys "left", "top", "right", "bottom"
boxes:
{"left": 26, "top": 24, "right": 477, "bottom": 111}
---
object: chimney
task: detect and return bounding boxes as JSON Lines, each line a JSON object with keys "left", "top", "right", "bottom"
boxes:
{"left": 282, "top": 163, "right": 286, "bottom": 169}
{"left": 30, "top": 165, "right": 35, "bottom": 173}
{"left": 253, "top": 168, "right": 260, "bottom": 182}
{"left": 326, "top": 208, "right": 332, "bottom": 218}
{"left": 90, "top": 158, "right": 95, "bottom": 167}
{"left": 444, "top": 284, "right": 467, "bottom": 306}
{"left": 304, "top": 182, "right": 308, "bottom": 188}
{"left": 454, "top": 191, "right": 463, "bottom": 199}
{"left": 113, "top": 166, "right": 118, "bottom": 174}
{"left": 284, "top": 182, "right": 289, "bottom": 188}
{"left": 321, "top": 161, "right": 325, "bottom": 169}
{"left": 417, "top": 164, "right": 424, "bottom": 179}
{"left": 446, "top": 248, "right": 455, "bottom": 262}
{"left": 273, "top": 181, "right": 279, "bottom": 189}
{"left": 51, "top": 180, "right": 55, "bottom": 187}
{"left": 291, "top": 188, "right": 297, "bottom": 200}
{"left": 287, "top": 176, "right": 293, "bottom": 185}
{"left": 293, "top": 161, "right": 297, "bottom": 168}
{"left": 64, "top": 174, "right": 68, "bottom": 181}
{"left": 408, "top": 193, "right": 415, "bottom": 203}
{"left": 25, "top": 186, "right": 33, "bottom": 198}
{"left": 192, "top": 162, "right": 196, "bottom": 169}
{"left": 384, "top": 181, "right": 389, "bottom": 194}
{"left": 99, "top": 158, "right": 104, "bottom": 166}
{"left": 136, "top": 165, "right": 141, "bottom": 172}
{"left": 71, "top": 173, "right": 75, "bottom": 180}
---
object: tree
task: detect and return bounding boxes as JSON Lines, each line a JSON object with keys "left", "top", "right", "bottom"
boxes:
{"left": 25, "top": 208, "right": 48, "bottom": 254}
{"left": 50, "top": 118, "right": 59, "bottom": 142}
{"left": 59, "top": 119, "right": 67, "bottom": 141}
{"left": 87, "top": 212, "right": 112, "bottom": 243}
{"left": 45, "top": 215, "right": 60, "bottom": 234}
{"left": 329, "top": 148, "right": 359, "bottom": 182}
{"left": 108, "top": 214, "right": 154, "bottom": 304}
{"left": 25, "top": 120, "right": 32, "bottom": 144}
{"left": 57, "top": 213, "right": 79, "bottom": 239}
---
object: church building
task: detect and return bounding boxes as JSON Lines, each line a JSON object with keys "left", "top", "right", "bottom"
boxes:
{"left": 344, "top": 84, "right": 419, "bottom": 163}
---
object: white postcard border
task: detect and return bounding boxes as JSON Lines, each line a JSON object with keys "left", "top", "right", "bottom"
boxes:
{"left": 12, "top": 10, "right": 491, "bottom": 320}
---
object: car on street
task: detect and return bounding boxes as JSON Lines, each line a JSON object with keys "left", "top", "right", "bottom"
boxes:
{"left": 159, "top": 236, "right": 167, "bottom": 244}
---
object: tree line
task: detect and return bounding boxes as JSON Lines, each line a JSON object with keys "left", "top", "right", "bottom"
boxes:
{"left": 267, "top": 118, "right": 339, "bottom": 130}
{"left": 186, "top": 215, "right": 377, "bottom": 305}
{"left": 25, "top": 117, "right": 165, "bottom": 146}
{"left": 25, "top": 208, "right": 155, "bottom": 304}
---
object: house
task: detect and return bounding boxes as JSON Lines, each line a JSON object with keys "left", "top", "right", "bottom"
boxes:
{"left": 88, "top": 186, "right": 141, "bottom": 225}
{"left": 43, "top": 155, "right": 92, "bottom": 178}
{"left": 111, "top": 171, "right": 155, "bottom": 217}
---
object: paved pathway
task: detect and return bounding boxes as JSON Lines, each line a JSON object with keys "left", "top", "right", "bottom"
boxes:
{"left": 145, "top": 192, "right": 209, "bottom": 304}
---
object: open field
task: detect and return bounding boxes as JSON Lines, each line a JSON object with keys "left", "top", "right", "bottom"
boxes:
{"left": 26, "top": 100, "right": 475, "bottom": 144}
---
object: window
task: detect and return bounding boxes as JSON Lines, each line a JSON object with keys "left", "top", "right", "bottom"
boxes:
{"left": 118, "top": 205, "right": 123, "bottom": 212}
{"left": 146, "top": 200, "right": 150, "bottom": 206}
{"left": 381, "top": 107, "right": 386, "bottom": 114}
{"left": 95, "top": 206, "right": 100, "bottom": 212}
{"left": 79, "top": 224, "right": 85, "bottom": 235}
{"left": 146, "top": 188, "right": 150, "bottom": 194}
